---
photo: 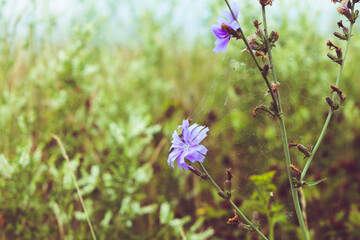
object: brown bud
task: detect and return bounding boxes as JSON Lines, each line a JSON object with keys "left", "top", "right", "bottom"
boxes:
{"left": 253, "top": 19, "right": 261, "bottom": 29}
{"left": 335, "top": 47, "right": 342, "bottom": 59}
{"left": 326, "top": 97, "right": 339, "bottom": 110}
{"left": 334, "top": 32, "right": 348, "bottom": 40}
{"left": 288, "top": 143, "right": 298, "bottom": 148}
{"left": 188, "top": 165, "right": 205, "bottom": 178}
{"left": 327, "top": 53, "right": 342, "bottom": 65}
{"left": 288, "top": 143, "right": 311, "bottom": 157}
{"left": 259, "top": 0, "right": 273, "bottom": 6}
{"left": 227, "top": 210, "right": 240, "bottom": 225}
{"left": 272, "top": 82, "right": 280, "bottom": 92}
{"left": 337, "top": 0, "right": 353, "bottom": 21}
{"left": 269, "top": 31, "right": 279, "bottom": 42}
{"left": 330, "top": 84, "right": 347, "bottom": 103}
{"left": 253, "top": 105, "right": 265, "bottom": 117}
{"left": 290, "top": 164, "right": 302, "bottom": 178}
{"left": 266, "top": 82, "right": 280, "bottom": 96}
{"left": 226, "top": 168, "right": 233, "bottom": 181}
{"left": 218, "top": 191, "right": 227, "bottom": 199}
{"left": 337, "top": 20, "right": 344, "bottom": 28}
{"left": 252, "top": 105, "right": 275, "bottom": 117}
{"left": 326, "top": 40, "right": 339, "bottom": 50}
{"left": 262, "top": 63, "right": 269, "bottom": 76}
{"left": 297, "top": 144, "right": 311, "bottom": 157}
{"left": 255, "top": 51, "right": 266, "bottom": 58}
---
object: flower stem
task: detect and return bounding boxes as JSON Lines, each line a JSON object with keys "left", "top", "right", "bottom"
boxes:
{"left": 262, "top": 6, "right": 309, "bottom": 239}
{"left": 198, "top": 162, "right": 269, "bottom": 240}
{"left": 301, "top": 14, "right": 355, "bottom": 181}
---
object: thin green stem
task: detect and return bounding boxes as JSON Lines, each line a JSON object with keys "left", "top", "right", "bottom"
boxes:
{"left": 198, "top": 162, "right": 269, "bottom": 240}
{"left": 278, "top": 114, "right": 309, "bottom": 240}
{"left": 52, "top": 135, "right": 98, "bottom": 240}
{"left": 262, "top": 7, "right": 277, "bottom": 86}
{"left": 301, "top": 12, "right": 355, "bottom": 181}
{"left": 262, "top": 6, "right": 309, "bottom": 239}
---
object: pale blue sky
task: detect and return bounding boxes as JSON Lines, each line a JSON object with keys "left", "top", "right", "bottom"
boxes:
{"left": 0, "top": 0, "right": 345, "bottom": 47}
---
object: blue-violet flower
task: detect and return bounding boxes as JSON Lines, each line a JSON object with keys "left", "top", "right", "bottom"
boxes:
{"left": 168, "top": 119, "right": 209, "bottom": 171}
{"left": 211, "top": 2, "right": 241, "bottom": 54}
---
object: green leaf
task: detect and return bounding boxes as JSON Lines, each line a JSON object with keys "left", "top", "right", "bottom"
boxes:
{"left": 305, "top": 178, "right": 327, "bottom": 187}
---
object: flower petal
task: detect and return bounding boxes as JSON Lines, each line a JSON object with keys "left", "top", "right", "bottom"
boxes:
{"left": 188, "top": 123, "right": 199, "bottom": 132}
{"left": 211, "top": 25, "right": 228, "bottom": 39}
{"left": 213, "top": 37, "right": 230, "bottom": 54}
{"left": 178, "top": 119, "right": 189, "bottom": 130}
{"left": 191, "top": 127, "right": 209, "bottom": 145}
{"left": 222, "top": 2, "right": 240, "bottom": 22}
{"left": 169, "top": 130, "right": 184, "bottom": 151}
{"left": 193, "top": 145, "right": 208, "bottom": 156}
{"left": 231, "top": 2, "right": 240, "bottom": 19}
{"left": 186, "top": 151, "right": 205, "bottom": 163}
{"left": 189, "top": 125, "right": 205, "bottom": 143}
{"left": 229, "top": 20, "right": 240, "bottom": 31}
{"left": 167, "top": 149, "right": 182, "bottom": 168}
{"left": 216, "top": 17, "right": 227, "bottom": 25}
{"left": 177, "top": 153, "right": 189, "bottom": 171}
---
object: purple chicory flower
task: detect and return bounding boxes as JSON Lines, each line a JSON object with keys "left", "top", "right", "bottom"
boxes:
{"left": 211, "top": 2, "right": 241, "bottom": 54}
{"left": 168, "top": 119, "right": 209, "bottom": 171}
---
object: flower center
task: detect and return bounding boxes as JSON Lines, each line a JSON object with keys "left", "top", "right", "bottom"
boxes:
{"left": 183, "top": 143, "right": 191, "bottom": 152}
{"left": 221, "top": 23, "right": 231, "bottom": 33}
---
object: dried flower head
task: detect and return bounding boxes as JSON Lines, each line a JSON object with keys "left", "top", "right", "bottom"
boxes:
{"left": 168, "top": 119, "right": 209, "bottom": 171}
{"left": 330, "top": 84, "right": 347, "bottom": 103}
{"left": 260, "top": 0, "right": 273, "bottom": 6}
{"left": 253, "top": 19, "right": 262, "bottom": 29}
{"left": 337, "top": 0, "right": 351, "bottom": 19}
{"left": 227, "top": 210, "right": 241, "bottom": 225}
{"left": 326, "top": 40, "right": 339, "bottom": 50}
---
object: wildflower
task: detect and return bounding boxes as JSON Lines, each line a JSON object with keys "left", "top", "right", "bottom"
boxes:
{"left": 211, "top": 2, "right": 241, "bottom": 54}
{"left": 168, "top": 119, "right": 209, "bottom": 171}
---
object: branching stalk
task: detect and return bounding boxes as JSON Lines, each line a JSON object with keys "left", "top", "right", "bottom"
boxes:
{"left": 198, "top": 162, "right": 269, "bottom": 240}
{"left": 224, "top": 0, "right": 279, "bottom": 113}
{"left": 301, "top": 13, "right": 355, "bottom": 181}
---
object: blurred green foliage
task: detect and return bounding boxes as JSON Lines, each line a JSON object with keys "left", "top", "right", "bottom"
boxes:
{"left": 0, "top": 1, "right": 360, "bottom": 239}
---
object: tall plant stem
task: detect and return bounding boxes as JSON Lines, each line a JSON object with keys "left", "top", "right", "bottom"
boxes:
{"left": 262, "top": 6, "right": 309, "bottom": 240}
{"left": 198, "top": 162, "right": 269, "bottom": 240}
{"left": 278, "top": 112, "right": 309, "bottom": 240}
{"left": 301, "top": 17, "right": 354, "bottom": 181}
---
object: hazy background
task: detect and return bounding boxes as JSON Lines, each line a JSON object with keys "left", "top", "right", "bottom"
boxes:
{"left": 1, "top": 0, "right": 360, "bottom": 239}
